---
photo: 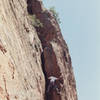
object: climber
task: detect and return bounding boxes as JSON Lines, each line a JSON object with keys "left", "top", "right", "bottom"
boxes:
{"left": 47, "top": 76, "right": 60, "bottom": 94}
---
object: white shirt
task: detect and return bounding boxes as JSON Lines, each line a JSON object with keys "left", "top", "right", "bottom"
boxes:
{"left": 48, "top": 76, "right": 58, "bottom": 83}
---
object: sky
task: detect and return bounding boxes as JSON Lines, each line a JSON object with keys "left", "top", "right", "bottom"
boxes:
{"left": 43, "top": 0, "right": 100, "bottom": 100}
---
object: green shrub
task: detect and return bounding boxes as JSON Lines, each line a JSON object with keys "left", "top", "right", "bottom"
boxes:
{"left": 49, "top": 7, "right": 61, "bottom": 24}
{"left": 29, "top": 15, "right": 43, "bottom": 27}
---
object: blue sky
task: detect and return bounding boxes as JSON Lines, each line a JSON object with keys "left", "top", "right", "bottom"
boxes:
{"left": 43, "top": 0, "right": 100, "bottom": 100}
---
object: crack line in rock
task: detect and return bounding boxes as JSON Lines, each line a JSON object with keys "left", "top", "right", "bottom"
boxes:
{"left": 3, "top": 75, "right": 10, "bottom": 100}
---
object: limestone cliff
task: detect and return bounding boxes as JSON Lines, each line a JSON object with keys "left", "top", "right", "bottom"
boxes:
{"left": 0, "top": 0, "right": 77, "bottom": 100}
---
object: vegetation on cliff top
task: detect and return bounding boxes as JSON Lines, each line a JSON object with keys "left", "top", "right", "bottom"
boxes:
{"left": 49, "top": 7, "right": 61, "bottom": 24}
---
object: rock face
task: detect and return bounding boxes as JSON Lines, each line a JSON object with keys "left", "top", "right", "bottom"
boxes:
{"left": 0, "top": 0, "right": 77, "bottom": 100}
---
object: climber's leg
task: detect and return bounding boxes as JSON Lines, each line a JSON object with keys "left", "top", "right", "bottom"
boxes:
{"left": 47, "top": 83, "right": 53, "bottom": 93}
{"left": 53, "top": 85, "right": 60, "bottom": 95}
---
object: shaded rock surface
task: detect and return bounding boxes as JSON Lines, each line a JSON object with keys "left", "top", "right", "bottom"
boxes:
{"left": 0, "top": 0, "right": 77, "bottom": 100}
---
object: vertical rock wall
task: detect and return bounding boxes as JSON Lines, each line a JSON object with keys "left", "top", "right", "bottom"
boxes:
{"left": 0, "top": 0, "right": 45, "bottom": 100}
{"left": 0, "top": 0, "right": 77, "bottom": 100}
{"left": 27, "top": 0, "right": 77, "bottom": 100}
